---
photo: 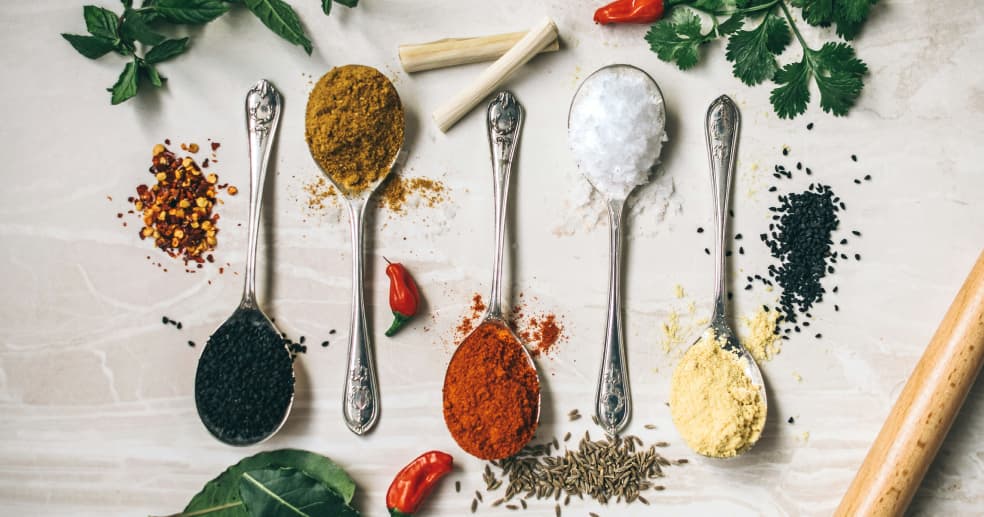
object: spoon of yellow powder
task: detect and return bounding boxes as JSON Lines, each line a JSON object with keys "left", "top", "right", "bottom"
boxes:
{"left": 669, "top": 96, "right": 767, "bottom": 458}
{"left": 305, "top": 65, "right": 405, "bottom": 435}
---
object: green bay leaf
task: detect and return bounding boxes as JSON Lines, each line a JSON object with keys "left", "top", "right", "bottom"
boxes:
{"left": 239, "top": 468, "right": 359, "bottom": 517}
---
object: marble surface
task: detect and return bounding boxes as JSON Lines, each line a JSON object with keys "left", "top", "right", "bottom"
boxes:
{"left": 1, "top": 1, "right": 983, "bottom": 515}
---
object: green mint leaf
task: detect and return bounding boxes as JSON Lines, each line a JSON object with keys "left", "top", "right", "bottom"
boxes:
{"left": 144, "top": 37, "right": 189, "bottom": 63}
{"left": 243, "top": 0, "right": 313, "bottom": 54}
{"left": 644, "top": 8, "right": 709, "bottom": 70}
{"left": 770, "top": 57, "right": 811, "bottom": 119}
{"left": 333, "top": 0, "right": 359, "bottom": 7}
{"left": 62, "top": 33, "right": 116, "bottom": 59}
{"left": 812, "top": 41, "right": 866, "bottom": 115}
{"left": 725, "top": 14, "right": 790, "bottom": 85}
{"left": 84, "top": 5, "right": 120, "bottom": 40}
{"left": 321, "top": 0, "right": 331, "bottom": 15}
{"left": 109, "top": 59, "right": 139, "bottom": 104}
{"left": 153, "top": 0, "right": 229, "bottom": 24}
{"left": 121, "top": 0, "right": 133, "bottom": 7}
{"left": 717, "top": 14, "right": 744, "bottom": 35}
{"left": 140, "top": 60, "right": 165, "bottom": 87}
{"left": 120, "top": 9, "right": 166, "bottom": 45}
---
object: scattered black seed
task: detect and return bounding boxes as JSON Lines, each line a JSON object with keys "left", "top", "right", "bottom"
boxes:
{"left": 833, "top": 286, "right": 839, "bottom": 293}
{"left": 704, "top": 248, "right": 710, "bottom": 255}
{"left": 188, "top": 340, "right": 196, "bottom": 347}
{"left": 735, "top": 233, "right": 743, "bottom": 240}
{"left": 329, "top": 329, "right": 337, "bottom": 335}
{"left": 854, "top": 179, "right": 862, "bottom": 184}
{"left": 815, "top": 333, "right": 822, "bottom": 339}
{"left": 763, "top": 305, "right": 770, "bottom": 312}
{"left": 796, "top": 162, "right": 802, "bottom": 170}
{"left": 729, "top": 209, "right": 735, "bottom": 218}
{"left": 851, "top": 154, "right": 858, "bottom": 162}
{"left": 782, "top": 146, "right": 789, "bottom": 156}
{"left": 852, "top": 230, "right": 861, "bottom": 236}
{"left": 299, "top": 336, "right": 306, "bottom": 344}
{"left": 834, "top": 305, "right": 840, "bottom": 311}
{"left": 321, "top": 341, "right": 330, "bottom": 347}
{"left": 195, "top": 311, "right": 294, "bottom": 445}
{"left": 802, "top": 321, "right": 810, "bottom": 327}
{"left": 864, "top": 174, "right": 872, "bottom": 181}
{"left": 855, "top": 253, "right": 861, "bottom": 261}
{"left": 807, "top": 122, "right": 814, "bottom": 130}
{"left": 788, "top": 416, "right": 795, "bottom": 424}
{"left": 840, "top": 239, "right": 848, "bottom": 245}
{"left": 162, "top": 316, "right": 170, "bottom": 325}
{"left": 726, "top": 250, "right": 733, "bottom": 257}
{"left": 697, "top": 227, "right": 704, "bottom": 233}
{"left": 805, "top": 167, "right": 812, "bottom": 175}
{"left": 739, "top": 246, "right": 745, "bottom": 255}
{"left": 727, "top": 292, "right": 733, "bottom": 300}
{"left": 769, "top": 186, "right": 778, "bottom": 192}
{"left": 456, "top": 481, "right": 461, "bottom": 493}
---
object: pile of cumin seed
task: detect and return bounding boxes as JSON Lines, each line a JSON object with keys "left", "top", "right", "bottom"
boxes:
{"left": 468, "top": 410, "right": 685, "bottom": 515}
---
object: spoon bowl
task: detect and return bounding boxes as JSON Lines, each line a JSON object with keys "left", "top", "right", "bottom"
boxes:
{"left": 568, "top": 64, "right": 667, "bottom": 435}
{"left": 304, "top": 65, "right": 405, "bottom": 435}
{"left": 194, "top": 80, "right": 293, "bottom": 446}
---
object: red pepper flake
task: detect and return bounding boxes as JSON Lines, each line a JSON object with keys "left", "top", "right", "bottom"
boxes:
{"left": 211, "top": 142, "right": 221, "bottom": 151}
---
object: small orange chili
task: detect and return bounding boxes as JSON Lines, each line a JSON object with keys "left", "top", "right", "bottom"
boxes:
{"left": 594, "top": 0, "right": 665, "bottom": 24}
{"left": 384, "top": 259, "right": 420, "bottom": 337}
{"left": 386, "top": 451, "right": 454, "bottom": 516}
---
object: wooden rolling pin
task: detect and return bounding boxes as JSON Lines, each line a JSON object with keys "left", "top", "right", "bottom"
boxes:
{"left": 835, "top": 249, "right": 984, "bottom": 517}
{"left": 399, "top": 31, "right": 560, "bottom": 73}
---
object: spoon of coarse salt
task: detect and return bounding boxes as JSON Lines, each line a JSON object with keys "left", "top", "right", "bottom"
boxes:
{"left": 669, "top": 96, "right": 767, "bottom": 458}
{"left": 568, "top": 64, "right": 667, "bottom": 436}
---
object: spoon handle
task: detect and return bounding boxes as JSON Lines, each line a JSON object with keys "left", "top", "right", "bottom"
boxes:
{"left": 596, "top": 199, "right": 630, "bottom": 436}
{"left": 705, "top": 95, "right": 740, "bottom": 322}
{"left": 485, "top": 91, "right": 523, "bottom": 318}
{"left": 242, "top": 79, "right": 282, "bottom": 307}
{"left": 341, "top": 199, "right": 380, "bottom": 435}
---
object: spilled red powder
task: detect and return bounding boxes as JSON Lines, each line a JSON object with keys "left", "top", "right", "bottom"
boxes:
{"left": 455, "top": 293, "right": 564, "bottom": 358}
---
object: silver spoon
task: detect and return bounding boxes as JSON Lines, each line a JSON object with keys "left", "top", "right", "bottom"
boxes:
{"left": 195, "top": 79, "right": 293, "bottom": 446}
{"left": 442, "top": 92, "right": 540, "bottom": 459}
{"left": 305, "top": 68, "right": 405, "bottom": 435}
{"left": 693, "top": 95, "right": 767, "bottom": 456}
{"left": 568, "top": 65, "right": 666, "bottom": 436}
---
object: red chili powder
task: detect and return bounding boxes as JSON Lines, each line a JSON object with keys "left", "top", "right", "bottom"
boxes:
{"left": 455, "top": 293, "right": 564, "bottom": 357}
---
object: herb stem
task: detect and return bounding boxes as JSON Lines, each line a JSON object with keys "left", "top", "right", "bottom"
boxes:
{"left": 779, "top": 1, "right": 812, "bottom": 57}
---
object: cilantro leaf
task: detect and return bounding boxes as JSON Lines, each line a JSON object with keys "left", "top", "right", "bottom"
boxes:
{"left": 726, "top": 14, "right": 790, "bottom": 85}
{"left": 812, "top": 42, "right": 867, "bottom": 115}
{"left": 83, "top": 5, "right": 120, "bottom": 40}
{"left": 144, "top": 37, "right": 189, "bottom": 64}
{"left": 770, "top": 58, "right": 811, "bottom": 119}
{"left": 62, "top": 33, "right": 117, "bottom": 59}
{"left": 717, "top": 14, "right": 744, "bottom": 35}
{"left": 121, "top": 9, "right": 166, "bottom": 45}
{"left": 244, "top": 0, "right": 313, "bottom": 55}
{"left": 109, "top": 59, "right": 139, "bottom": 104}
{"left": 153, "top": 0, "right": 229, "bottom": 24}
{"left": 645, "top": 8, "right": 710, "bottom": 70}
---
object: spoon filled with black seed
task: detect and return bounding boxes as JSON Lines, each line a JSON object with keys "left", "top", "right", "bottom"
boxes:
{"left": 194, "top": 80, "right": 294, "bottom": 446}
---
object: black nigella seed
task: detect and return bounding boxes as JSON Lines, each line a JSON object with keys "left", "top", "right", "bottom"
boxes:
{"left": 704, "top": 248, "right": 710, "bottom": 255}
{"left": 864, "top": 174, "right": 872, "bottom": 181}
{"left": 697, "top": 227, "right": 705, "bottom": 233}
{"left": 796, "top": 162, "right": 802, "bottom": 170}
{"left": 195, "top": 311, "right": 294, "bottom": 445}
{"left": 854, "top": 179, "right": 862, "bottom": 184}
{"left": 321, "top": 341, "right": 330, "bottom": 347}
{"left": 835, "top": 305, "right": 840, "bottom": 311}
{"left": 739, "top": 247, "right": 745, "bottom": 254}
{"left": 782, "top": 147, "right": 790, "bottom": 156}
{"left": 736, "top": 233, "right": 743, "bottom": 240}
{"left": 763, "top": 305, "right": 770, "bottom": 312}
{"left": 745, "top": 285, "right": 752, "bottom": 290}
{"left": 188, "top": 340, "right": 196, "bottom": 347}
{"left": 162, "top": 316, "right": 170, "bottom": 325}
{"left": 851, "top": 154, "right": 858, "bottom": 162}
{"left": 329, "top": 329, "right": 337, "bottom": 335}
{"left": 788, "top": 416, "right": 795, "bottom": 424}
{"left": 805, "top": 167, "right": 812, "bottom": 175}
{"left": 299, "top": 336, "right": 306, "bottom": 344}
{"left": 833, "top": 286, "right": 839, "bottom": 293}
{"left": 852, "top": 230, "right": 861, "bottom": 236}
{"left": 727, "top": 292, "right": 733, "bottom": 300}
{"left": 803, "top": 321, "right": 810, "bottom": 327}
{"left": 840, "top": 239, "right": 848, "bottom": 245}
{"left": 815, "top": 333, "right": 822, "bottom": 339}
{"left": 176, "top": 322, "right": 183, "bottom": 330}
{"left": 807, "top": 123, "right": 814, "bottom": 130}
{"left": 726, "top": 250, "right": 733, "bottom": 257}
{"left": 769, "top": 186, "right": 778, "bottom": 192}
{"left": 855, "top": 254, "right": 861, "bottom": 261}
{"left": 729, "top": 209, "right": 735, "bottom": 218}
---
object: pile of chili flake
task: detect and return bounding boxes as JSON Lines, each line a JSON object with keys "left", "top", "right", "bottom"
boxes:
{"left": 131, "top": 144, "right": 236, "bottom": 265}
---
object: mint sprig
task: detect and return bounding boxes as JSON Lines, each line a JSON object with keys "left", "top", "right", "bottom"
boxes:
{"left": 62, "top": 0, "right": 359, "bottom": 105}
{"left": 646, "top": 0, "right": 878, "bottom": 119}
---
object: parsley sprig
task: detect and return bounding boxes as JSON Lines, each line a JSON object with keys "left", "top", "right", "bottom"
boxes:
{"left": 646, "top": 0, "right": 877, "bottom": 119}
{"left": 62, "top": 0, "right": 358, "bottom": 105}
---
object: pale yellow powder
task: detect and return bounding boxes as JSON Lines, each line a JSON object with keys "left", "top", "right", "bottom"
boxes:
{"left": 674, "top": 284, "right": 686, "bottom": 299}
{"left": 739, "top": 307, "right": 781, "bottom": 362}
{"left": 669, "top": 330, "right": 767, "bottom": 458}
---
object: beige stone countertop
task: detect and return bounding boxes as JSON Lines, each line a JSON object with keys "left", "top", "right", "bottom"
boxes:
{"left": 1, "top": 1, "right": 982, "bottom": 515}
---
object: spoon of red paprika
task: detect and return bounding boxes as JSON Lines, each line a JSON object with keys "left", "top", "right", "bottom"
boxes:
{"left": 442, "top": 92, "right": 541, "bottom": 460}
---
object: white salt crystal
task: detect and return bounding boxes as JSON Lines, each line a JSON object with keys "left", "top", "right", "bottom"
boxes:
{"left": 568, "top": 66, "right": 667, "bottom": 200}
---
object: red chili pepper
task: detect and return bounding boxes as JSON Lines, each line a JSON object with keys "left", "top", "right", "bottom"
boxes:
{"left": 384, "top": 259, "right": 420, "bottom": 337}
{"left": 594, "top": 0, "right": 665, "bottom": 24}
{"left": 386, "top": 451, "right": 454, "bottom": 516}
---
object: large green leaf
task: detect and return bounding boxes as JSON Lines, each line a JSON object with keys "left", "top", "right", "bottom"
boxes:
{"left": 243, "top": 0, "right": 313, "bottom": 54}
{"left": 108, "top": 59, "right": 139, "bottom": 104}
{"left": 62, "top": 33, "right": 116, "bottom": 59}
{"left": 182, "top": 449, "right": 356, "bottom": 517}
{"left": 153, "top": 0, "right": 229, "bottom": 24}
{"left": 239, "top": 468, "right": 359, "bottom": 517}
{"left": 84, "top": 5, "right": 120, "bottom": 40}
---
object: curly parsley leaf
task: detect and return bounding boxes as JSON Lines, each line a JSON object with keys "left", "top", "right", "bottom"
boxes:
{"left": 243, "top": 0, "right": 313, "bottom": 54}
{"left": 144, "top": 37, "right": 189, "bottom": 64}
{"left": 726, "top": 13, "right": 790, "bottom": 85}
{"left": 645, "top": 8, "right": 711, "bottom": 70}
{"left": 769, "top": 41, "right": 867, "bottom": 118}
{"left": 109, "top": 59, "right": 139, "bottom": 104}
{"left": 153, "top": 0, "right": 229, "bottom": 24}
{"left": 62, "top": 33, "right": 117, "bottom": 59}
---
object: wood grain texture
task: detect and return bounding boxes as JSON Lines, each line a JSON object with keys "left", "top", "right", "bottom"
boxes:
{"left": 836, "top": 251, "right": 984, "bottom": 517}
{"left": 399, "top": 31, "right": 559, "bottom": 73}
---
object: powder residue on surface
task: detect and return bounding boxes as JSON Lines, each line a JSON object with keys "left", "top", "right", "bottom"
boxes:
{"left": 305, "top": 65, "right": 403, "bottom": 196}
{"left": 455, "top": 294, "right": 487, "bottom": 338}
{"left": 669, "top": 330, "right": 766, "bottom": 458}
{"left": 303, "top": 174, "right": 447, "bottom": 215}
{"left": 739, "top": 306, "right": 781, "bottom": 362}
{"left": 455, "top": 293, "right": 566, "bottom": 358}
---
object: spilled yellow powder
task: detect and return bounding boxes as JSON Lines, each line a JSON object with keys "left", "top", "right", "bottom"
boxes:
{"left": 739, "top": 307, "right": 781, "bottom": 362}
{"left": 674, "top": 285, "right": 686, "bottom": 299}
{"left": 670, "top": 330, "right": 767, "bottom": 458}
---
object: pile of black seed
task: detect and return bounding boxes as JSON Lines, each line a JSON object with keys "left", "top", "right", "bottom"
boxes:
{"left": 760, "top": 183, "right": 841, "bottom": 324}
{"left": 195, "top": 310, "right": 294, "bottom": 445}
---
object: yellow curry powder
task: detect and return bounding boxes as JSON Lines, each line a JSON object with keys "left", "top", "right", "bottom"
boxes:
{"left": 669, "top": 330, "right": 766, "bottom": 458}
{"left": 305, "top": 65, "right": 404, "bottom": 195}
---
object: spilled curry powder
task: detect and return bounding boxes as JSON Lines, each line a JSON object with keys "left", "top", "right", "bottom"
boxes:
{"left": 305, "top": 65, "right": 404, "bottom": 195}
{"left": 443, "top": 320, "right": 539, "bottom": 460}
